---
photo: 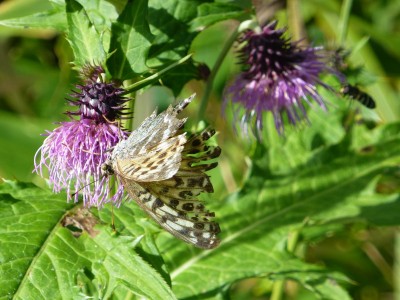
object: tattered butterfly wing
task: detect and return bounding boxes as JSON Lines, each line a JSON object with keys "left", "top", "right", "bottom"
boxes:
{"left": 107, "top": 95, "right": 221, "bottom": 249}
{"left": 111, "top": 95, "right": 193, "bottom": 160}
{"left": 116, "top": 128, "right": 221, "bottom": 249}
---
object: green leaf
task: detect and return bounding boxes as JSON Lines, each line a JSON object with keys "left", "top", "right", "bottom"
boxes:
{"left": 0, "top": 112, "right": 48, "bottom": 182}
{"left": 190, "top": 3, "right": 248, "bottom": 32}
{"left": 123, "top": 54, "right": 194, "bottom": 96}
{"left": 0, "top": 0, "right": 66, "bottom": 31}
{"left": 151, "top": 62, "right": 199, "bottom": 96}
{"left": 147, "top": 0, "right": 200, "bottom": 64}
{"left": 75, "top": 0, "right": 121, "bottom": 53}
{"left": 107, "top": 0, "right": 154, "bottom": 79}
{"left": 0, "top": 10, "right": 66, "bottom": 31}
{"left": 65, "top": 0, "right": 106, "bottom": 68}
{"left": 0, "top": 181, "right": 176, "bottom": 299}
{"left": 395, "top": 233, "right": 400, "bottom": 300}
{"left": 159, "top": 121, "right": 400, "bottom": 299}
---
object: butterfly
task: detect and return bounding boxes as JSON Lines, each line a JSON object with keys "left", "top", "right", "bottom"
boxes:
{"left": 102, "top": 94, "right": 221, "bottom": 249}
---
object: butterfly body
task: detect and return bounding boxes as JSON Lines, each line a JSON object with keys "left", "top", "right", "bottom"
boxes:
{"left": 102, "top": 94, "right": 221, "bottom": 249}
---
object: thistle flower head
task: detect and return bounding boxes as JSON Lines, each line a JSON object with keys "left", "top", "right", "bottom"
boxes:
{"left": 223, "top": 21, "right": 339, "bottom": 137}
{"left": 34, "top": 65, "right": 129, "bottom": 207}
{"left": 67, "top": 65, "right": 129, "bottom": 123}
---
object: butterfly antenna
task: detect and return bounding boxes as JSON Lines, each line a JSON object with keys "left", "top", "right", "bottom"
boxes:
{"left": 70, "top": 175, "right": 105, "bottom": 198}
{"left": 102, "top": 114, "right": 120, "bottom": 125}
{"left": 111, "top": 205, "right": 116, "bottom": 232}
{"left": 102, "top": 114, "right": 125, "bottom": 140}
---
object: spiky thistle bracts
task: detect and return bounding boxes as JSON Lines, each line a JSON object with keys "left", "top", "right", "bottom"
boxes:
{"left": 67, "top": 65, "right": 130, "bottom": 123}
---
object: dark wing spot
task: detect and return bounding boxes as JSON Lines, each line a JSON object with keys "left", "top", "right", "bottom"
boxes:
{"left": 194, "top": 231, "right": 203, "bottom": 237}
{"left": 188, "top": 149, "right": 200, "bottom": 154}
{"left": 182, "top": 203, "right": 194, "bottom": 211}
{"left": 196, "top": 204, "right": 205, "bottom": 211}
{"left": 179, "top": 191, "right": 193, "bottom": 199}
{"left": 152, "top": 198, "right": 164, "bottom": 210}
{"left": 192, "top": 139, "right": 201, "bottom": 147}
{"left": 205, "top": 162, "right": 218, "bottom": 171}
{"left": 194, "top": 223, "right": 205, "bottom": 230}
{"left": 211, "top": 223, "right": 221, "bottom": 234}
{"left": 210, "top": 147, "right": 222, "bottom": 158}
{"left": 204, "top": 181, "right": 214, "bottom": 192}
{"left": 177, "top": 211, "right": 187, "bottom": 217}
{"left": 202, "top": 129, "right": 215, "bottom": 140}
{"left": 169, "top": 199, "right": 179, "bottom": 207}
{"left": 174, "top": 177, "right": 184, "bottom": 187}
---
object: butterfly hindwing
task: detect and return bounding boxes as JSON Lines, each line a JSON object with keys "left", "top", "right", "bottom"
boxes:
{"left": 120, "top": 177, "right": 220, "bottom": 249}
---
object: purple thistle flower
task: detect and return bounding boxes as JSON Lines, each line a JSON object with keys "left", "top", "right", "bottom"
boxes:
{"left": 223, "top": 21, "right": 339, "bottom": 137}
{"left": 34, "top": 65, "right": 129, "bottom": 207}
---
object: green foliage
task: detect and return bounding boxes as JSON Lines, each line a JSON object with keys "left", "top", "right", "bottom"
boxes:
{"left": 107, "top": 0, "right": 154, "bottom": 78}
{"left": 0, "top": 181, "right": 176, "bottom": 299}
{"left": 65, "top": 0, "right": 106, "bottom": 68}
{"left": 190, "top": 2, "right": 250, "bottom": 31}
{"left": 0, "top": 0, "right": 399, "bottom": 299}
{"left": 159, "top": 119, "right": 400, "bottom": 299}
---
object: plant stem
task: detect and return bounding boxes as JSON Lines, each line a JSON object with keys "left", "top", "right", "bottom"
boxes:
{"left": 124, "top": 87, "right": 135, "bottom": 131}
{"left": 287, "top": 0, "right": 306, "bottom": 43}
{"left": 270, "top": 229, "right": 301, "bottom": 300}
{"left": 338, "top": 0, "right": 353, "bottom": 45}
{"left": 123, "top": 54, "right": 192, "bottom": 94}
{"left": 197, "top": 24, "right": 240, "bottom": 122}
{"left": 271, "top": 280, "right": 284, "bottom": 300}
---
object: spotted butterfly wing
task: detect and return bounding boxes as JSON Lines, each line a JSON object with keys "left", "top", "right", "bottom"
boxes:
{"left": 105, "top": 94, "right": 221, "bottom": 249}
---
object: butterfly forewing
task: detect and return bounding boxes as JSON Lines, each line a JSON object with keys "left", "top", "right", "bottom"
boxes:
{"left": 114, "top": 134, "right": 186, "bottom": 181}
{"left": 110, "top": 95, "right": 193, "bottom": 160}
{"left": 106, "top": 94, "right": 221, "bottom": 249}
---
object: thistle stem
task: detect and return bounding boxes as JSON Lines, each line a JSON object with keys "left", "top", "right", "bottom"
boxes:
{"left": 338, "top": 0, "right": 353, "bottom": 45}
{"left": 271, "top": 280, "right": 284, "bottom": 300}
{"left": 123, "top": 54, "right": 192, "bottom": 94}
{"left": 197, "top": 24, "right": 240, "bottom": 122}
{"left": 287, "top": 0, "right": 306, "bottom": 43}
{"left": 270, "top": 229, "right": 301, "bottom": 300}
{"left": 124, "top": 87, "right": 135, "bottom": 131}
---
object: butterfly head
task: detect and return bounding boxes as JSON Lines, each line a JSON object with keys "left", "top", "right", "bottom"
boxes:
{"left": 101, "top": 160, "right": 114, "bottom": 176}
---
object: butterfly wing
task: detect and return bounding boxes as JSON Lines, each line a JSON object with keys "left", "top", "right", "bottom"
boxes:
{"left": 116, "top": 128, "right": 221, "bottom": 249}
{"left": 114, "top": 134, "right": 186, "bottom": 182}
{"left": 119, "top": 178, "right": 220, "bottom": 249}
{"left": 112, "top": 94, "right": 194, "bottom": 159}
